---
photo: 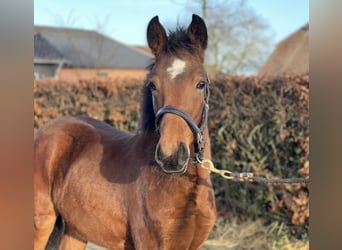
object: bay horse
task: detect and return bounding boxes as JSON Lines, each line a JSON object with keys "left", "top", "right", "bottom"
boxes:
{"left": 34, "top": 14, "right": 217, "bottom": 250}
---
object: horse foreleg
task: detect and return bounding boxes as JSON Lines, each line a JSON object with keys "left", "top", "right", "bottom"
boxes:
{"left": 34, "top": 200, "right": 57, "bottom": 250}
{"left": 58, "top": 232, "right": 87, "bottom": 250}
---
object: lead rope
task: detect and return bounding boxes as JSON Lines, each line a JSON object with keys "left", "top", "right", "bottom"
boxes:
{"left": 197, "top": 158, "right": 309, "bottom": 184}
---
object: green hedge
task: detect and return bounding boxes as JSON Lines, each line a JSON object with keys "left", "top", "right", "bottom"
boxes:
{"left": 34, "top": 74, "right": 309, "bottom": 238}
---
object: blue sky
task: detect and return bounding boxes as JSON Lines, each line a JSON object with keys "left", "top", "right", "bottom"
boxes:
{"left": 34, "top": 0, "right": 309, "bottom": 46}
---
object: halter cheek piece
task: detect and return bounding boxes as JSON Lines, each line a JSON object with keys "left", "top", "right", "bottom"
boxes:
{"left": 154, "top": 79, "right": 210, "bottom": 163}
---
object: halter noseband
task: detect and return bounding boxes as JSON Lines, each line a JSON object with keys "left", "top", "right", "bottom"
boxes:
{"left": 154, "top": 79, "right": 210, "bottom": 163}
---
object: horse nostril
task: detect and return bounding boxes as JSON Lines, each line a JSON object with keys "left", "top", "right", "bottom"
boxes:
{"left": 155, "top": 143, "right": 164, "bottom": 166}
{"left": 177, "top": 142, "right": 189, "bottom": 166}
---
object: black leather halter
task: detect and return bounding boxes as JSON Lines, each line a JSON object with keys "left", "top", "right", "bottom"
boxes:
{"left": 154, "top": 80, "right": 210, "bottom": 163}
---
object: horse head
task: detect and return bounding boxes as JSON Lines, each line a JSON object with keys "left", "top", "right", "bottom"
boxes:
{"left": 146, "top": 14, "right": 210, "bottom": 174}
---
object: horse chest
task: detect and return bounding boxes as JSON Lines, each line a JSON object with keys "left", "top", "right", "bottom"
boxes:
{"left": 123, "top": 178, "right": 214, "bottom": 249}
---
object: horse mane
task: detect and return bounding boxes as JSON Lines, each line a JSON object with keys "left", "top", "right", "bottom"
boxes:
{"left": 137, "top": 26, "right": 201, "bottom": 134}
{"left": 138, "top": 75, "right": 156, "bottom": 133}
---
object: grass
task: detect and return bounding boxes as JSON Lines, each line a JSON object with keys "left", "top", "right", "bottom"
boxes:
{"left": 202, "top": 217, "right": 309, "bottom": 250}
{"left": 86, "top": 218, "right": 309, "bottom": 250}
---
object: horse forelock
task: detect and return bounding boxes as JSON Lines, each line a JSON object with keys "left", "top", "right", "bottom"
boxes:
{"left": 166, "top": 27, "right": 200, "bottom": 57}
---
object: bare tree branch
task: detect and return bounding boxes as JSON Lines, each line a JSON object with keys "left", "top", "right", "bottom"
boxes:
{"left": 180, "top": 0, "right": 274, "bottom": 74}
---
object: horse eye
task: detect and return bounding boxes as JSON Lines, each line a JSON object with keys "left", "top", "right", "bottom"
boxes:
{"left": 196, "top": 80, "right": 207, "bottom": 90}
{"left": 148, "top": 81, "right": 157, "bottom": 91}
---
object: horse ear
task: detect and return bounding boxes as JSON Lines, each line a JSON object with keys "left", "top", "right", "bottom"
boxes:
{"left": 187, "top": 14, "right": 208, "bottom": 51}
{"left": 147, "top": 16, "right": 167, "bottom": 57}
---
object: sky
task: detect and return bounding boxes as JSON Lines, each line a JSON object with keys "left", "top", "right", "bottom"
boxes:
{"left": 34, "top": 0, "right": 309, "bottom": 46}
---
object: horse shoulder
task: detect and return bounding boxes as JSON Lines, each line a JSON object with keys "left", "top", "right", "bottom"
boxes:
{"left": 34, "top": 117, "right": 102, "bottom": 189}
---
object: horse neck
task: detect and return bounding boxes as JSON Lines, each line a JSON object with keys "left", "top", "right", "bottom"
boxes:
{"left": 136, "top": 130, "right": 159, "bottom": 153}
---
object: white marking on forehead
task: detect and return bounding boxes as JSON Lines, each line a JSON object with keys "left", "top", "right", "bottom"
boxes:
{"left": 166, "top": 58, "right": 186, "bottom": 79}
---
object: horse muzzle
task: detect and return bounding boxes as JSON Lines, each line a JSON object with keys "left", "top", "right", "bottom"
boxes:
{"left": 155, "top": 141, "right": 190, "bottom": 174}
{"left": 153, "top": 105, "right": 208, "bottom": 174}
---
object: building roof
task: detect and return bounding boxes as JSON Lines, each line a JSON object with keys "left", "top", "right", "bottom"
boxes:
{"left": 34, "top": 32, "right": 67, "bottom": 64}
{"left": 258, "top": 23, "right": 309, "bottom": 76}
{"left": 133, "top": 45, "right": 152, "bottom": 55}
{"left": 34, "top": 26, "right": 154, "bottom": 69}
